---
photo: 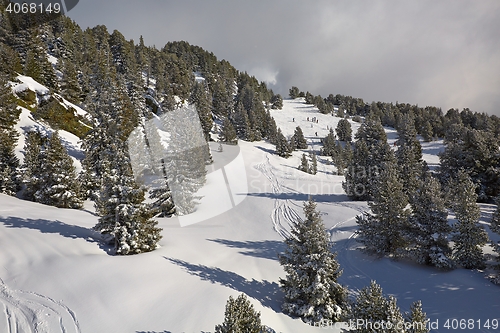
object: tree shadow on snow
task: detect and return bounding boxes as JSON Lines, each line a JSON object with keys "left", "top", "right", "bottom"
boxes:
{"left": 208, "top": 239, "right": 285, "bottom": 261}
{"left": 246, "top": 192, "right": 349, "bottom": 203}
{"left": 165, "top": 257, "right": 283, "bottom": 313}
{"left": 254, "top": 145, "right": 276, "bottom": 155}
{"left": 0, "top": 216, "right": 113, "bottom": 254}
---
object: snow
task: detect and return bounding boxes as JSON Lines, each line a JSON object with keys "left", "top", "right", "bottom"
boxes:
{"left": 54, "top": 93, "right": 88, "bottom": 117}
{"left": 0, "top": 98, "right": 499, "bottom": 332}
{"left": 13, "top": 107, "right": 84, "bottom": 172}
{"left": 47, "top": 53, "right": 58, "bottom": 66}
{"left": 11, "top": 75, "right": 50, "bottom": 97}
{"left": 194, "top": 71, "right": 206, "bottom": 83}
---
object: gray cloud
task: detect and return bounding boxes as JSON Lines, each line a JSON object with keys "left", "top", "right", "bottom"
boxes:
{"left": 68, "top": 0, "right": 500, "bottom": 116}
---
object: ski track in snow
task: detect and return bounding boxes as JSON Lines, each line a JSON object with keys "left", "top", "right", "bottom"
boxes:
{"left": 254, "top": 155, "right": 302, "bottom": 239}
{"left": 0, "top": 278, "right": 81, "bottom": 333}
{"left": 254, "top": 151, "right": 372, "bottom": 283}
{"left": 326, "top": 202, "right": 373, "bottom": 286}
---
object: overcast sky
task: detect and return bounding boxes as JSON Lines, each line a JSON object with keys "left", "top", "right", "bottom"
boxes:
{"left": 68, "top": 1, "right": 500, "bottom": 116}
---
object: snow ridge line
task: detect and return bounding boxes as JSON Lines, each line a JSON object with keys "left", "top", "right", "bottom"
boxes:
{"left": 254, "top": 155, "right": 302, "bottom": 239}
{"left": 0, "top": 278, "right": 81, "bottom": 333}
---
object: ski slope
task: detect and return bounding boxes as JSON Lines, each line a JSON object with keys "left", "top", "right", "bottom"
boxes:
{"left": 0, "top": 98, "right": 498, "bottom": 332}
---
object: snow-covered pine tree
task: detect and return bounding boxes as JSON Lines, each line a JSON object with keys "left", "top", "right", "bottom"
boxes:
{"left": 405, "top": 300, "right": 430, "bottom": 333}
{"left": 343, "top": 114, "right": 392, "bottom": 200}
{"left": 407, "top": 173, "right": 453, "bottom": 268}
{"left": 291, "top": 126, "right": 307, "bottom": 149}
{"left": 267, "top": 116, "right": 278, "bottom": 145}
{"left": 450, "top": 169, "right": 489, "bottom": 269}
{"left": 336, "top": 118, "right": 352, "bottom": 142}
{"left": 356, "top": 155, "right": 410, "bottom": 257}
{"left": 60, "top": 59, "right": 82, "bottom": 104}
{"left": 332, "top": 141, "right": 352, "bottom": 176}
{"left": 348, "top": 280, "right": 393, "bottom": 333}
{"left": 94, "top": 137, "right": 162, "bottom": 255}
{"left": 395, "top": 114, "right": 424, "bottom": 201}
{"left": 248, "top": 93, "right": 266, "bottom": 140}
{"left": 218, "top": 117, "right": 238, "bottom": 145}
{"left": 35, "top": 131, "right": 83, "bottom": 209}
{"left": 321, "top": 128, "right": 336, "bottom": 156}
{"left": 190, "top": 81, "right": 214, "bottom": 142}
{"left": 150, "top": 104, "right": 208, "bottom": 215}
{"left": 0, "top": 73, "right": 21, "bottom": 128}
{"left": 24, "top": 37, "right": 58, "bottom": 90}
{"left": 0, "top": 129, "right": 20, "bottom": 196}
{"left": 271, "top": 93, "right": 283, "bottom": 110}
{"left": 275, "top": 128, "right": 292, "bottom": 158}
{"left": 149, "top": 176, "right": 176, "bottom": 217}
{"left": 81, "top": 60, "right": 139, "bottom": 199}
{"left": 385, "top": 296, "right": 406, "bottom": 333}
{"left": 440, "top": 127, "right": 500, "bottom": 202}
{"left": 343, "top": 139, "right": 370, "bottom": 198}
{"left": 309, "top": 152, "right": 317, "bottom": 175}
{"left": 279, "top": 199, "right": 346, "bottom": 323}
{"left": 0, "top": 74, "right": 20, "bottom": 195}
{"left": 22, "top": 130, "right": 45, "bottom": 201}
{"left": 299, "top": 153, "right": 310, "bottom": 173}
{"left": 232, "top": 101, "right": 252, "bottom": 141}
{"left": 215, "top": 293, "right": 264, "bottom": 333}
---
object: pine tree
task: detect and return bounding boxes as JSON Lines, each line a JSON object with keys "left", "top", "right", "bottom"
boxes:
{"left": 309, "top": 152, "right": 317, "bottom": 175}
{"left": 332, "top": 142, "right": 352, "bottom": 176}
{"left": 233, "top": 102, "right": 252, "bottom": 141}
{"left": 275, "top": 128, "right": 292, "bottom": 158}
{"left": 215, "top": 294, "right": 264, "bottom": 333}
{"left": 35, "top": 131, "right": 83, "bottom": 209}
{"left": 218, "top": 117, "right": 238, "bottom": 145}
{"left": 279, "top": 199, "right": 346, "bottom": 323}
{"left": 60, "top": 59, "right": 82, "bottom": 103}
{"left": 0, "top": 128, "right": 19, "bottom": 196}
{"left": 405, "top": 300, "right": 429, "bottom": 333}
{"left": 289, "top": 86, "right": 300, "bottom": 99}
{"left": 0, "top": 73, "right": 21, "bottom": 128}
{"left": 149, "top": 178, "right": 176, "bottom": 217}
{"left": 343, "top": 115, "right": 392, "bottom": 200}
{"left": 190, "top": 81, "right": 214, "bottom": 142}
{"left": 450, "top": 169, "right": 488, "bottom": 269}
{"left": 24, "top": 38, "right": 58, "bottom": 90}
{"left": 24, "top": 49, "right": 41, "bottom": 83}
{"left": 336, "top": 118, "right": 352, "bottom": 142}
{"left": 271, "top": 93, "right": 283, "bottom": 110}
{"left": 343, "top": 140, "right": 370, "bottom": 199}
{"left": 299, "top": 153, "right": 310, "bottom": 173}
{"left": 385, "top": 296, "right": 406, "bottom": 333}
{"left": 421, "top": 121, "right": 433, "bottom": 142}
{"left": 439, "top": 127, "right": 500, "bottom": 201}
{"left": 396, "top": 114, "right": 424, "bottom": 201}
{"left": 291, "top": 126, "right": 307, "bottom": 149}
{"left": 0, "top": 76, "right": 20, "bottom": 195}
{"left": 356, "top": 156, "right": 410, "bottom": 256}
{"left": 349, "top": 281, "right": 400, "bottom": 333}
{"left": 94, "top": 138, "right": 162, "bottom": 255}
{"left": 22, "top": 131, "right": 45, "bottom": 201}
{"left": 407, "top": 173, "right": 453, "bottom": 268}
{"left": 321, "top": 128, "right": 336, "bottom": 156}
{"left": 267, "top": 116, "right": 278, "bottom": 145}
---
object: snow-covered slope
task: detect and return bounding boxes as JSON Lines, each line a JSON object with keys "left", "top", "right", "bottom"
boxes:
{"left": 13, "top": 107, "right": 84, "bottom": 172}
{"left": 0, "top": 98, "right": 499, "bottom": 333}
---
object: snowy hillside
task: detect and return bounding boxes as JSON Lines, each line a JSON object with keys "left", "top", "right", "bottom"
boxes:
{"left": 0, "top": 98, "right": 499, "bottom": 332}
